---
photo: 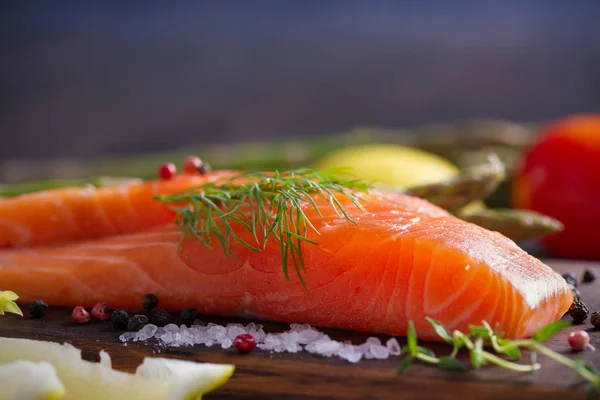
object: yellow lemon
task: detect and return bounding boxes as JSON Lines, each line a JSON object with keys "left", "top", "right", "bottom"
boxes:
{"left": 0, "top": 360, "right": 65, "bottom": 400}
{"left": 313, "top": 144, "right": 460, "bottom": 189}
{"left": 0, "top": 337, "right": 234, "bottom": 400}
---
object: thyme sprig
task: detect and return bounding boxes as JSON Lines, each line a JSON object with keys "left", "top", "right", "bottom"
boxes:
{"left": 399, "top": 318, "right": 600, "bottom": 396}
{"left": 154, "top": 169, "right": 372, "bottom": 287}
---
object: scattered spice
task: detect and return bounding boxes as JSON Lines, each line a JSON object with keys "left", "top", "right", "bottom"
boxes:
{"left": 197, "top": 162, "right": 211, "bottom": 175}
{"left": 128, "top": 314, "right": 149, "bottom": 332}
{"left": 563, "top": 272, "right": 578, "bottom": 287}
{"left": 183, "top": 156, "right": 203, "bottom": 174}
{"left": 583, "top": 269, "right": 596, "bottom": 283}
{"left": 150, "top": 309, "right": 172, "bottom": 327}
{"left": 180, "top": 307, "right": 199, "bottom": 326}
{"left": 28, "top": 300, "right": 48, "bottom": 319}
{"left": 568, "top": 330, "right": 591, "bottom": 351}
{"left": 569, "top": 300, "right": 590, "bottom": 324}
{"left": 91, "top": 303, "right": 110, "bottom": 321}
{"left": 142, "top": 294, "right": 158, "bottom": 311}
{"left": 592, "top": 312, "right": 600, "bottom": 329}
{"left": 234, "top": 333, "right": 256, "bottom": 353}
{"left": 571, "top": 286, "right": 581, "bottom": 302}
{"left": 158, "top": 163, "right": 176, "bottom": 180}
{"left": 111, "top": 309, "right": 130, "bottom": 331}
{"left": 71, "top": 306, "right": 90, "bottom": 324}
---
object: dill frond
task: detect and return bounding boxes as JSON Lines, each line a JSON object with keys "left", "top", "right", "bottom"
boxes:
{"left": 155, "top": 168, "right": 372, "bottom": 287}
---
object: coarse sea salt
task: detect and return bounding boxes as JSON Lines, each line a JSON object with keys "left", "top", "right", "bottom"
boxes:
{"left": 119, "top": 321, "right": 400, "bottom": 363}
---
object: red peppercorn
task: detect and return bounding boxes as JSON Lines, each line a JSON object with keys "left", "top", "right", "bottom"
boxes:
{"left": 158, "top": 162, "right": 176, "bottom": 180}
{"left": 568, "top": 330, "right": 590, "bottom": 351}
{"left": 234, "top": 333, "right": 256, "bottom": 353}
{"left": 71, "top": 306, "right": 90, "bottom": 324}
{"left": 91, "top": 303, "right": 110, "bottom": 321}
{"left": 183, "top": 156, "right": 203, "bottom": 174}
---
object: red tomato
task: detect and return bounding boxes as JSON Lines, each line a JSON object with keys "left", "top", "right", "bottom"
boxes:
{"left": 512, "top": 114, "right": 600, "bottom": 260}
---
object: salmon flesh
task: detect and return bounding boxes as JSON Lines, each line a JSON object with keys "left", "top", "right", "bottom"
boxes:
{"left": 0, "top": 172, "right": 572, "bottom": 340}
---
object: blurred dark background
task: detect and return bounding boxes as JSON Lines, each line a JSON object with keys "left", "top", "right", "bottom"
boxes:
{"left": 1, "top": 1, "right": 600, "bottom": 160}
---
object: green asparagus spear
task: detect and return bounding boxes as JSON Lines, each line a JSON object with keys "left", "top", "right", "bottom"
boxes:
{"left": 0, "top": 177, "right": 142, "bottom": 197}
{"left": 457, "top": 208, "right": 564, "bottom": 243}
{"left": 403, "top": 153, "right": 506, "bottom": 212}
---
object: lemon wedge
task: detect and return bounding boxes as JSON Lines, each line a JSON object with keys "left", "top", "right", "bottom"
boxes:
{"left": 0, "top": 360, "right": 65, "bottom": 400}
{"left": 314, "top": 144, "right": 487, "bottom": 212}
{"left": 0, "top": 337, "right": 234, "bottom": 400}
{"left": 313, "top": 144, "right": 460, "bottom": 189}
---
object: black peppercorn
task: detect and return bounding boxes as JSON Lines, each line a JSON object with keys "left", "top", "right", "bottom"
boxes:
{"left": 180, "top": 307, "right": 200, "bottom": 326}
{"left": 151, "top": 309, "right": 172, "bottom": 327}
{"left": 28, "top": 299, "right": 48, "bottom": 319}
{"left": 571, "top": 286, "right": 582, "bottom": 303}
{"left": 563, "top": 273, "right": 578, "bottom": 287}
{"left": 128, "top": 314, "right": 149, "bottom": 332}
{"left": 583, "top": 269, "right": 596, "bottom": 284}
{"left": 111, "top": 309, "right": 130, "bottom": 331}
{"left": 591, "top": 312, "right": 600, "bottom": 329}
{"left": 142, "top": 294, "right": 158, "bottom": 310}
{"left": 569, "top": 300, "right": 589, "bottom": 324}
{"left": 197, "top": 163, "right": 211, "bottom": 175}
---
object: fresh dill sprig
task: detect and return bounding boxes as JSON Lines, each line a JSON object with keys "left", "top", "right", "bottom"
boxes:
{"left": 154, "top": 168, "right": 372, "bottom": 287}
{"left": 398, "top": 318, "right": 600, "bottom": 397}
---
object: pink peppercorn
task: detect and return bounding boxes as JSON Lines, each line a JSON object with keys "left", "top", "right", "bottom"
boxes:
{"left": 71, "top": 306, "right": 90, "bottom": 324}
{"left": 91, "top": 303, "right": 110, "bottom": 321}
{"left": 568, "top": 330, "right": 590, "bottom": 351}
{"left": 234, "top": 334, "right": 256, "bottom": 353}
{"left": 158, "top": 162, "right": 176, "bottom": 180}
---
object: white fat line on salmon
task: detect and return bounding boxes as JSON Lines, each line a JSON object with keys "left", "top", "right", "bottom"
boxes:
{"left": 442, "top": 269, "right": 496, "bottom": 329}
{"left": 14, "top": 253, "right": 168, "bottom": 293}
{"left": 75, "top": 241, "right": 178, "bottom": 251}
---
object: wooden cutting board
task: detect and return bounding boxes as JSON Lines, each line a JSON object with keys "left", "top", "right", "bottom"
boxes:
{"left": 1, "top": 259, "right": 599, "bottom": 400}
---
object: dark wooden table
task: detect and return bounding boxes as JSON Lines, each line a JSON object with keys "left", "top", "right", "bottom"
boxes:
{"left": 1, "top": 259, "right": 599, "bottom": 400}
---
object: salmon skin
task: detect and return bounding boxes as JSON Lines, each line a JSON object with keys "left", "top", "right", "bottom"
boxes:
{"left": 0, "top": 180, "right": 572, "bottom": 340}
{"left": 0, "top": 171, "right": 235, "bottom": 248}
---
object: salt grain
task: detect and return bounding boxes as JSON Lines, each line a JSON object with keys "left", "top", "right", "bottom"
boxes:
{"left": 226, "top": 324, "right": 246, "bottom": 340}
{"left": 161, "top": 332, "right": 174, "bottom": 345}
{"left": 163, "top": 324, "right": 179, "bottom": 334}
{"left": 135, "top": 324, "right": 158, "bottom": 341}
{"left": 366, "top": 337, "right": 381, "bottom": 346}
{"left": 315, "top": 339, "right": 340, "bottom": 356}
{"left": 119, "top": 319, "right": 399, "bottom": 364}
{"left": 386, "top": 338, "right": 401, "bottom": 356}
{"left": 370, "top": 344, "right": 390, "bottom": 360}
{"left": 338, "top": 343, "right": 363, "bottom": 363}
{"left": 119, "top": 331, "right": 136, "bottom": 342}
{"left": 298, "top": 327, "right": 322, "bottom": 344}
{"left": 180, "top": 329, "right": 195, "bottom": 346}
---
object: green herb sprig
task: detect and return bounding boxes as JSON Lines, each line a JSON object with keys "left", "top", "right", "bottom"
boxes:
{"left": 399, "top": 318, "right": 600, "bottom": 396}
{"left": 0, "top": 291, "right": 23, "bottom": 316}
{"left": 155, "top": 169, "right": 371, "bottom": 288}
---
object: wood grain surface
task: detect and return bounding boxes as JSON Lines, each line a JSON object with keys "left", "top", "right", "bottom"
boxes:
{"left": 1, "top": 259, "right": 599, "bottom": 400}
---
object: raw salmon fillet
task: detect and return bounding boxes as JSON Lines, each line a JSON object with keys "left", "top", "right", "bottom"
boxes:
{"left": 0, "top": 171, "right": 235, "bottom": 248}
{"left": 0, "top": 182, "right": 572, "bottom": 340}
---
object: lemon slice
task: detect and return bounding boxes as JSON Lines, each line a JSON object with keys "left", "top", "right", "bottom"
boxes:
{"left": 0, "top": 360, "right": 65, "bottom": 400}
{"left": 0, "top": 337, "right": 234, "bottom": 400}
